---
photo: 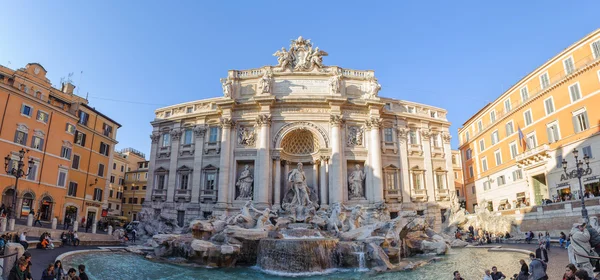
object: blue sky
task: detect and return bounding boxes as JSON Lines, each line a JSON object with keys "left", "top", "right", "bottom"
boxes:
{"left": 1, "top": 1, "right": 599, "bottom": 156}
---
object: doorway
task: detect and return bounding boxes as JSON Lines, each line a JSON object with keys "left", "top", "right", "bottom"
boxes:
{"left": 39, "top": 196, "right": 53, "bottom": 221}
{"left": 532, "top": 174, "right": 548, "bottom": 205}
{"left": 21, "top": 193, "right": 33, "bottom": 217}
{"left": 86, "top": 211, "right": 96, "bottom": 228}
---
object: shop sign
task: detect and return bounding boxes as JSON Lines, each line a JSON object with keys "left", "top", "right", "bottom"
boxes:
{"left": 556, "top": 182, "right": 570, "bottom": 188}
{"left": 584, "top": 175, "right": 599, "bottom": 182}
{"left": 101, "top": 209, "right": 108, "bottom": 217}
{"left": 560, "top": 168, "right": 593, "bottom": 181}
{"left": 85, "top": 202, "right": 101, "bottom": 208}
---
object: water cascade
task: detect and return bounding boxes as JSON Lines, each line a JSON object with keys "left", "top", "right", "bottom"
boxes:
{"left": 256, "top": 238, "right": 339, "bottom": 274}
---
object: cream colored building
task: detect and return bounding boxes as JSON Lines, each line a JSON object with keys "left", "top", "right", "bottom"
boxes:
{"left": 144, "top": 37, "right": 456, "bottom": 228}
{"left": 458, "top": 29, "right": 600, "bottom": 212}
{"left": 123, "top": 160, "right": 149, "bottom": 221}
{"left": 108, "top": 148, "right": 145, "bottom": 217}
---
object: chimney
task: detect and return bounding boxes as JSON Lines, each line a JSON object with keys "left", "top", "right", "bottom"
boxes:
{"left": 61, "top": 82, "right": 75, "bottom": 95}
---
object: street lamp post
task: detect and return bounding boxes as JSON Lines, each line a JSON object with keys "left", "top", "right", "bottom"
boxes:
{"left": 562, "top": 148, "right": 591, "bottom": 223}
{"left": 4, "top": 148, "right": 34, "bottom": 220}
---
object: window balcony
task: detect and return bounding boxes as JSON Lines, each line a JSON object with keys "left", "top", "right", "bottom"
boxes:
{"left": 152, "top": 189, "right": 167, "bottom": 202}
{"left": 384, "top": 189, "right": 402, "bottom": 203}
{"left": 431, "top": 146, "right": 444, "bottom": 158}
{"left": 175, "top": 189, "right": 192, "bottom": 202}
{"left": 411, "top": 189, "right": 428, "bottom": 202}
{"left": 408, "top": 144, "right": 423, "bottom": 156}
{"left": 435, "top": 188, "right": 450, "bottom": 201}
{"left": 515, "top": 144, "right": 550, "bottom": 168}
{"left": 200, "top": 189, "right": 217, "bottom": 203}
{"left": 158, "top": 146, "right": 171, "bottom": 158}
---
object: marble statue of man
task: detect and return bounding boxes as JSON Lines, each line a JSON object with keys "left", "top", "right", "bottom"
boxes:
{"left": 235, "top": 165, "right": 254, "bottom": 200}
{"left": 288, "top": 162, "right": 312, "bottom": 206}
{"left": 348, "top": 164, "right": 366, "bottom": 198}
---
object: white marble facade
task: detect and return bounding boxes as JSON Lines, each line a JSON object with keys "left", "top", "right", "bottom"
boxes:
{"left": 144, "top": 37, "right": 455, "bottom": 226}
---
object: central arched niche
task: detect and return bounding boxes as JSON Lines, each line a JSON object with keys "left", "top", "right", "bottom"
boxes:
{"left": 281, "top": 129, "right": 320, "bottom": 156}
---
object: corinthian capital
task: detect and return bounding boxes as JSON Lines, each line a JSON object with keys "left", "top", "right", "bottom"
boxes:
{"left": 220, "top": 118, "right": 236, "bottom": 128}
{"left": 193, "top": 125, "right": 207, "bottom": 137}
{"left": 442, "top": 132, "right": 452, "bottom": 143}
{"left": 420, "top": 128, "right": 431, "bottom": 139}
{"left": 169, "top": 128, "right": 182, "bottom": 140}
{"left": 256, "top": 114, "right": 272, "bottom": 126}
{"left": 365, "top": 117, "right": 383, "bottom": 129}
{"left": 396, "top": 127, "right": 409, "bottom": 139}
{"left": 330, "top": 114, "right": 344, "bottom": 126}
{"left": 150, "top": 132, "right": 161, "bottom": 143}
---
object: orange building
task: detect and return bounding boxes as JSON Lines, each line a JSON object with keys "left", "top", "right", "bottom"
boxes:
{"left": 458, "top": 29, "right": 600, "bottom": 212}
{"left": 0, "top": 63, "right": 120, "bottom": 225}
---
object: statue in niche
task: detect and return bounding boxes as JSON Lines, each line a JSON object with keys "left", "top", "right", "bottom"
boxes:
{"left": 220, "top": 77, "right": 233, "bottom": 98}
{"left": 238, "top": 126, "right": 255, "bottom": 146}
{"left": 363, "top": 76, "right": 381, "bottom": 99}
{"left": 329, "top": 70, "right": 342, "bottom": 94}
{"left": 288, "top": 162, "right": 312, "bottom": 206}
{"left": 347, "top": 126, "right": 364, "bottom": 146}
{"left": 235, "top": 165, "right": 254, "bottom": 200}
{"left": 348, "top": 164, "right": 366, "bottom": 199}
{"left": 258, "top": 71, "right": 273, "bottom": 94}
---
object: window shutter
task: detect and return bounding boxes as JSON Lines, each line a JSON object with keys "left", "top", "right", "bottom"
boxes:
{"left": 81, "top": 133, "right": 86, "bottom": 146}
{"left": 593, "top": 41, "right": 600, "bottom": 58}
{"left": 546, "top": 126, "right": 553, "bottom": 143}
{"left": 14, "top": 132, "right": 19, "bottom": 143}
{"left": 39, "top": 138, "right": 44, "bottom": 149}
{"left": 583, "top": 111, "right": 589, "bottom": 130}
{"left": 572, "top": 115, "right": 580, "bottom": 133}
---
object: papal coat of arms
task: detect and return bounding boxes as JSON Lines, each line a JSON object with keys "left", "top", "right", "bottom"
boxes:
{"left": 273, "top": 36, "right": 328, "bottom": 72}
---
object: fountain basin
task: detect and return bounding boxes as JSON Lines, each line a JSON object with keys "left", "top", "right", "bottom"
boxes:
{"left": 256, "top": 238, "right": 339, "bottom": 274}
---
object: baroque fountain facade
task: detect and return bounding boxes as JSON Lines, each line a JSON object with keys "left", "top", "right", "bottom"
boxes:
{"left": 140, "top": 36, "right": 461, "bottom": 273}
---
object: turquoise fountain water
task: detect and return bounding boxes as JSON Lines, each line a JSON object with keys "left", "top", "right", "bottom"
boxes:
{"left": 62, "top": 248, "right": 526, "bottom": 280}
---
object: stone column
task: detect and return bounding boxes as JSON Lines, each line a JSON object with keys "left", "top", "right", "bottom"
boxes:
{"left": 167, "top": 126, "right": 182, "bottom": 202}
{"left": 51, "top": 218, "right": 57, "bottom": 230}
{"left": 27, "top": 214, "right": 33, "bottom": 227}
{"left": 284, "top": 161, "right": 291, "bottom": 198}
{"left": 217, "top": 118, "right": 235, "bottom": 208}
{"left": 329, "top": 115, "right": 344, "bottom": 204}
{"left": 254, "top": 115, "right": 272, "bottom": 208}
{"left": 421, "top": 128, "right": 435, "bottom": 202}
{"left": 192, "top": 125, "right": 207, "bottom": 203}
{"left": 273, "top": 156, "right": 281, "bottom": 209}
{"left": 0, "top": 218, "right": 6, "bottom": 232}
{"left": 92, "top": 223, "right": 97, "bottom": 234}
{"left": 397, "top": 127, "right": 411, "bottom": 203}
{"left": 442, "top": 132, "right": 453, "bottom": 193}
{"left": 312, "top": 161, "right": 319, "bottom": 203}
{"left": 146, "top": 131, "right": 161, "bottom": 202}
{"left": 319, "top": 156, "right": 329, "bottom": 207}
{"left": 108, "top": 225, "right": 113, "bottom": 235}
{"left": 367, "top": 117, "right": 384, "bottom": 203}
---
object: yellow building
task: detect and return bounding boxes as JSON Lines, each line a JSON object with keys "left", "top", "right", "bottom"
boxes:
{"left": 123, "top": 157, "right": 148, "bottom": 221}
{"left": 108, "top": 151, "right": 127, "bottom": 216}
{"left": 451, "top": 150, "right": 470, "bottom": 210}
{"left": 458, "top": 29, "right": 600, "bottom": 212}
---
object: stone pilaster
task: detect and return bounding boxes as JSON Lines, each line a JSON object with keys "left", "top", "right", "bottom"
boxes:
{"left": 442, "top": 132, "right": 453, "bottom": 194}
{"left": 273, "top": 155, "right": 281, "bottom": 209}
{"left": 397, "top": 127, "right": 411, "bottom": 203}
{"left": 329, "top": 114, "right": 344, "bottom": 204}
{"left": 319, "top": 156, "right": 329, "bottom": 206}
{"left": 367, "top": 117, "right": 384, "bottom": 203}
{"left": 167, "top": 126, "right": 182, "bottom": 202}
{"left": 145, "top": 131, "right": 161, "bottom": 202}
{"left": 191, "top": 125, "right": 207, "bottom": 203}
{"left": 255, "top": 114, "right": 271, "bottom": 208}
{"left": 217, "top": 118, "right": 235, "bottom": 207}
{"left": 421, "top": 128, "right": 435, "bottom": 202}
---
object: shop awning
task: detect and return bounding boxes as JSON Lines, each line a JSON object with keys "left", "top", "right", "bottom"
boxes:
{"left": 499, "top": 199, "right": 509, "bottom": 204}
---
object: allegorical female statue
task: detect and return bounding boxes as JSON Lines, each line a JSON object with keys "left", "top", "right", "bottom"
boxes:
{"left": 235, "top": 165, "right": 254, "bottom": 200}
{"left": 348, "top": 164, "right": 365, "bottom": 199}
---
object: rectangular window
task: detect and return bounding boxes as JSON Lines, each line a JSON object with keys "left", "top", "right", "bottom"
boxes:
{"left": 430, "top": 111, "right": 437, "bottom": 118}
{"left": 564, "top": 57, "right": 575, "bottom": 75}
{"left": 479, "top": 139, "right": 485, "bottom": 152}
{"left": 164, "top": 111, "right": 171, "bottom": 118}
{"left": 454, "top": 171, "right": 458, "bottom": 180}
{"left": 409, "top": 129, "right": 418, "bottom": 144}
{"left": 186, "top": 107, "right": 193, "bottom": 113}
{"left": 472, "top": 186, "right": 476, "bottom": 194}
{"left": 57, "top": 170, "right": 67, "bottom": 187}
{"left": 573, "top": 110, "right": 589, "bottom": 133}
{"left": 583, "top": 146, "right": 593, "bottom": 158}
{"left": 21, "top": 104, "right": 33, "bottom": 117}
{"left": 110, "top": 175, "right": 115, "bottom": 183}
{"left": 65, "top": 123, "right": 76, "bottom": 134}
{"left": 432, "top": 134, "right": 440, "bottom": 147}
{"left": 412, "top": 173, "right": 422, "bottom": 189}
{"left": 491, "top": 130, "right": 499, "bottom": 145}
{"left": 31, "top": 136, "right": 44, "bottom": 150}
{"left": 68, "top": 182, "right": 78, "bottom": 196}
{"left": 466, "top": 149, "right": 472, "bottom": 160}
{"left": 482, "top": 158, "right": 488, "bottom": 172}
{"left": 505, "top": 121, "right": 514, "bottom": 136}
{"left": 121, "top": 165, "right": 124, "bottom": 172}
{"left": 407, "top": 106, "right": 415, "bottom": 113}
{"left": 113, "top": 163, "right": 116, "bottom": 170}
{"left": 504, "top": 99, "right": 511, "bottom": 113}
{"left": 99, "top": 142, "right": 110, "bottom": 156}
{"left": 513, "top": 169, "right": 523, "bottom": 180}
{"left": 520, "top": 87, "right": 529, "bottom": 102}
{"left": 546, "top": 122, "right": 560, "bottom": 143}
{"left": 60, "top": 147, "right": 72, "bottom": 159}
{"left": 592, "top": 40, "right": 600, "bottom": 59}
{"left": 556, "top": 155, "right": 563, "bottom": 169}
{"left": 157, "top": 175, "right": 166, "bottom": 189}
{"left": 109, "top": 190, "right": 114, "bottom": 198}
{"left": 162, "top": 133, "right": 170, "bottom": 147}
{"left": 98, "top": 164, "right": 105, "bottom": 177}
{"left": 102, "top": 123, "right": 113, "bottom": 137}
{"left": 72, "top": 154, "right": 80, "bottom": 169}
{"left": 209, "top": 127, "right": 219, "bottom": 143}
{"left": 524, "top": 110, "right": 533, "bottom": 126}
{"left": 490, "top": 111, "right": 496, "bottom": 123}
{"left": 384, "top": 128, "right": 393, "bottom": 142}
{"left": 477, "top": 120, "right": 483, "bottom": 132}
{"left": 526, "top": 133, "right": 537, "bottom": 149}
{"left": 93, "top": 188, "right": 103, "bottom": 201}
{"left": 483, "top": 181, "right": 490, "bottom": 191}
{"left": 78, "top": 111, "right": 89, "bottom": 126}
{"left": 465, "top": 131, "right": 470, "bottom": 142}
{"left": 569, "top": 83, "right": 582, "bottom": 102}
{"left": 435, "top": 174, "right": 445, "bottom": 189}
{"left": 74, "top": 131, "right": 86, "bottom": 146}
{"left": 540, "top": 72, "right": 550, "bottom": 89}
{"left": 180, "top": 174, "right": 189, "bottom": 189}
{"left": 510, "top": 142, "right": 518, "bottom": 159}
{"left": 497, "top": 175, "right": 506, "bottom": 186}
{"left": 183, "top": 128, "right": 193, "bottom": 144}
{"left": 495, "top": 150, "right": 502, "bottom": 166}
{"left": 544, "top": 98, "right": 555, "bottom": 115}
{"left": 468, "top": 166, "right": 474, "bottom": 178}
{"left": 36, "top": 111, "right": 49, "bottom": 123}
{"left": 14, "top": 131, "right": 27, "bottom": 145}
{"left": 118, "top": 178, "right": 124, "bottom": 185}
{"left": 206, "top": 173, "right": 216, "bottom": 190}
{"left": 116, "top": 204, "right": 120, "bottom": 210}
{"left": 26, "top": 163, "right": 37, "bottom": 181}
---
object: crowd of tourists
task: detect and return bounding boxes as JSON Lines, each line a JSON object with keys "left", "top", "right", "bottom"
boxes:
{"left": 7, "top": 250, "right": 91, "bottom": 280}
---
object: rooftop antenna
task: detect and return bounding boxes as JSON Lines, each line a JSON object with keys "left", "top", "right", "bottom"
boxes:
{"left": 85, "top": 92, "right": 89, "bottom": 101}
{"left": 77, "top": 70, "right": 84, "bottom": 95}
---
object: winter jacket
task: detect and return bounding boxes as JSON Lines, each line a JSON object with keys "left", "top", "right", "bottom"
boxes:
{"left": 529, "top": 258, "right": 548, "bottom": 280}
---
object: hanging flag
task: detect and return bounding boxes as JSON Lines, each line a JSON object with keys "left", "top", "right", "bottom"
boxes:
{"left": 518, "top": 125, "right": 527, "bottom": 151}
